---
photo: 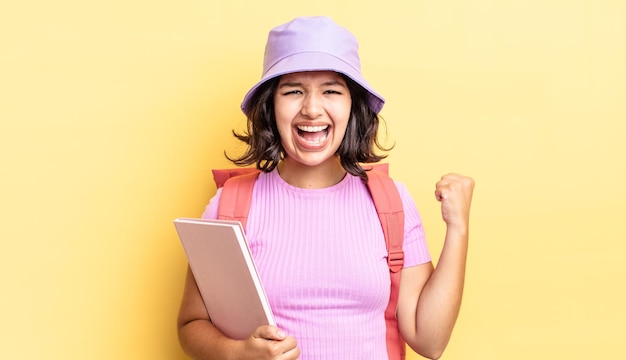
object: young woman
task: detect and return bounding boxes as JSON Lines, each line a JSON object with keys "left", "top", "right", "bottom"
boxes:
{"left": 177, "top": 16, "right": 474, "bottom": 360}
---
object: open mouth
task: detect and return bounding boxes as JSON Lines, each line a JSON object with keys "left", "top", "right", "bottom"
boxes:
{"left": 297, "top": 125, "right": 329, "bottom": 146}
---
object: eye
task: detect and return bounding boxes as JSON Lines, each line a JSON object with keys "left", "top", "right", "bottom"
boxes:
{"left": 324, "top": 89, "right": 342, "bottom": 95}
{"left": 282, "top": 89, "right": 302, "bottom": 95}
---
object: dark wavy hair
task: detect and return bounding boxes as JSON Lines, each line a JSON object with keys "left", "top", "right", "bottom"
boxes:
{"left": 226, "top": 74, "right": 392, "bottom": 181}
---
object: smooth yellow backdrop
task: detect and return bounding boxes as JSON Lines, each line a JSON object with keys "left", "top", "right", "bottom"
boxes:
{"left": 1, "top": 1, "right": 624, "bottom": 359}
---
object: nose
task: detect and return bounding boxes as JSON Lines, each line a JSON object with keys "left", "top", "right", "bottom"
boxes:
{"left": 300, "top": 93, "right": 323, "bottom": 118}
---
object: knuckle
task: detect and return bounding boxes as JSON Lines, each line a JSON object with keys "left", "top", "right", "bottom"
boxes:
{"left": 266, "top": 342, "right": 284, "bottom": 356}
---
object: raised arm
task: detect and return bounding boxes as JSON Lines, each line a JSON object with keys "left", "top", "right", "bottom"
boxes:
{"left": 397, "top": 173, "right": 475, "bottom": 359}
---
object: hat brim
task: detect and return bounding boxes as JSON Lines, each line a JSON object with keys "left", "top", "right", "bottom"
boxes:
{"left": 241, "top": 52, "right": 385, "bottom": 115}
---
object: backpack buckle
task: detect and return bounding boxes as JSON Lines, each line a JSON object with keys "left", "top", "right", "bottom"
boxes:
{"left": 387, "top": 250, "right": 404, "bottom": 273}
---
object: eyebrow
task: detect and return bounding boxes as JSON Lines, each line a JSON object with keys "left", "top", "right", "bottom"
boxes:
{"left": 278, "top": 80, "right": 347, "bottom": 88}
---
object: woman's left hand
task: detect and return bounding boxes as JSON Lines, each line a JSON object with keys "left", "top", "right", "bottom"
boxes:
{"left": 435, "top": 173, "right": 475, "bottom": 231}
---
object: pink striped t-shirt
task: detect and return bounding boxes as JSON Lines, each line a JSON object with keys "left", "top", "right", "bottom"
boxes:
{"left": 202, "top": 169, "right": 431, "bottom": 359}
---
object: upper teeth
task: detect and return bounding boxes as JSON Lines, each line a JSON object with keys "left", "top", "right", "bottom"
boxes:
{"left": 298, "top": 125, "right": 328, "bottom": 132}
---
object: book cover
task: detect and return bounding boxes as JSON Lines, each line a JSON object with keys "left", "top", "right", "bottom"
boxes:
{"left": 174, "top": 218, "right": 275, "bottom": 340}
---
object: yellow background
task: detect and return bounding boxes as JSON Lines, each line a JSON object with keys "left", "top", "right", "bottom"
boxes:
{"left": 1, "top": 1, "right": 624, "bottom": 359}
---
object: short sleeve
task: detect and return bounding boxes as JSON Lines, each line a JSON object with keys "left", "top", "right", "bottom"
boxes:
{"left": 200, "top": 187, "right": 223, "bottom": 220}
{"left": 395, "top": 181, "right": 432, "bottom": 267}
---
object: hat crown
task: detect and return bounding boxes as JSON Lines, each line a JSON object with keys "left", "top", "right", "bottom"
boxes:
{"left": 241, "top": 16, "right": 384, "bottom": 115}
{"left": 263, "top": 16, "right": 361, "bottom": 76}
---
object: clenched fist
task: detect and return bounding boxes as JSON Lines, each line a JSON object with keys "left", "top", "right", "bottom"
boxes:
{"left": 435, "top": 173, "right": 475, "bottom": 231}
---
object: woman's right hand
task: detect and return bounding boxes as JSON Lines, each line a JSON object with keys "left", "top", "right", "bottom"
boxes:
{"left": 233, "top": 325, "right": 300, "bottom": 360}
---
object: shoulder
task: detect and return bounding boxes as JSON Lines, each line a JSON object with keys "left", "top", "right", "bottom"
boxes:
{"left": 368, "top": 170, "right": 416, "bottom": 206}
{"left": 388, "top": 178, "right": 424, "bottom": 227}
{"left": 203, "top": 169, "right": 278, "bottom": 218}
{"left": 393, "top": 180, "right": 417, "bottom": 207}
{"left": 201, "top": 187, "right": 223, "bottom": 219}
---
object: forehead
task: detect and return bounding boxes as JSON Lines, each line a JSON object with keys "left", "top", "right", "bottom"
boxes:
{"left": 278, "top": 71, "right": 346, "bottom": 85}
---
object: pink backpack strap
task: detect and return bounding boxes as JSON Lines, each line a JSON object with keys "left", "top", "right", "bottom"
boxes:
{"left": 366, "top": 169, "right": 406, "bottom": 360}
{"left": 212, "top": 167, "right": 260, "bottom": 188}
{"left": 216, "top": 170, "right": 261, "bottom": 229}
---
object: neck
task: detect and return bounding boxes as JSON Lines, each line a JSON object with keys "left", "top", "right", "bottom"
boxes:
{"left": 277, "top": 157, "right": 347, "bottom": 189}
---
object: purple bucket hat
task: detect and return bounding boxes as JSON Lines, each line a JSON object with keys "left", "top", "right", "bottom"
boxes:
{"left": 240, "top": 16, "right": 385, "bottom": 115}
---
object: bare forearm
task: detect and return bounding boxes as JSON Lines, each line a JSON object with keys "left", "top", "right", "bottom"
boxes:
{"left": 414, "top": 226, "right": 468, "bottom": 357}
{"left": 178, "top": 319, "right": 237, "bottom": 360}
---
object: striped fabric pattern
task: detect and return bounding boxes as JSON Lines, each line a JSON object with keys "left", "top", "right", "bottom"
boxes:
{"left": 203, "top": 169, "right": 431, "bottom": 359}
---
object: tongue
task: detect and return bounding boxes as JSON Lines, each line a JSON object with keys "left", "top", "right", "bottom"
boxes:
{"left": 300, "top": 130, "right": 326, "bottom": 143}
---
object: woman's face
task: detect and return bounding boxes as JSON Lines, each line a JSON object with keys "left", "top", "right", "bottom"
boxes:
{"left": 273, "top": 71, "right": 352, "bottom": 168}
